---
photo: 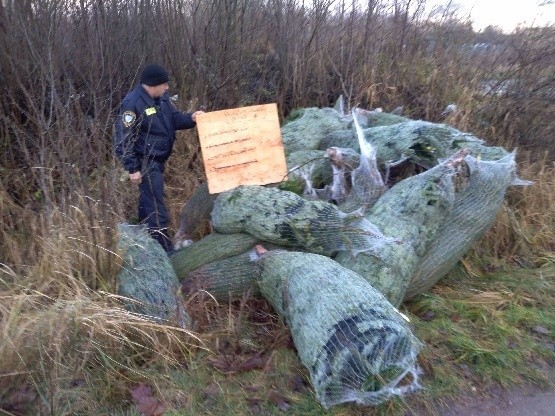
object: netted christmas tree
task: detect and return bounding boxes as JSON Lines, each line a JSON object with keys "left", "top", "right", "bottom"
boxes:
{"left": 116, "top": 224, "right": 189, "bottom": 328}
{"left": 257, "top": 250, "right": 422, "bottom": 408}
{"left": 168, "top": 99, "right": 530, "bottom": 408}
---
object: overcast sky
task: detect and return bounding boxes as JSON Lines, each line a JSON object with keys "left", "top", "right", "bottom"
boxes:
{"left": 428, "top": 0, "right": 555, "bottom": 31}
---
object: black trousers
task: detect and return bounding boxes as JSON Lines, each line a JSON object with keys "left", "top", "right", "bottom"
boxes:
{"left": 138, "top": 160, "right": 172, "bottom": 252}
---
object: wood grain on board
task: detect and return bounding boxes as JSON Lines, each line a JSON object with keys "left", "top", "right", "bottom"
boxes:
{"left": 196, "top": 103, "right": 287, "bottom": 194}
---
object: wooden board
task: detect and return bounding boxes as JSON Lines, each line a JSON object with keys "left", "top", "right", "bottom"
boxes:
{"left": 196, "top": 103, "right": 287, "bottom": 194}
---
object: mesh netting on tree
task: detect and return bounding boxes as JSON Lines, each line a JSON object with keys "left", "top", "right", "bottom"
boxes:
{"left": 257, "top": 250, "right": 422, "bottom": 408}
{"left": 334, "top": 149, "right": 469, "bottom": 306}
{"left": 285, "top": 149, "right": 333, "bottom": 193}
{"left": 211, "top": 185, "right": 393, "bottom": 257}
{"left": 404, "top": 152, "right": 531, "bottom": 299}
{"left": 171, "top": 232, "right": 259, "bottom": 279}
{"left": 170, "top": 101, "right": 530, "bottom": 409}
{"left": 174, "top": 182, "right": 218, "bottom": 246}
{"left": 318, "top": 119, "right": 509, "bottom": 167}
{"left": 116, "top": 224, "right": 189, "bottom": 328}
{"left": 281, "top": 107, "right": 349, "bottom": 154}
{"left": 181, "top": 246, "right": 263, "bottom": 301}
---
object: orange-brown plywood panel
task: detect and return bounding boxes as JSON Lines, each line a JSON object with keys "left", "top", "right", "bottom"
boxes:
{"left": 196, "top": 104, "right": 287, "bottom": 194}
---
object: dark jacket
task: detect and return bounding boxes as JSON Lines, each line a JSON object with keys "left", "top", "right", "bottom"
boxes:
{"left": 114, "top": 84, "right": 196, "bottom": 173}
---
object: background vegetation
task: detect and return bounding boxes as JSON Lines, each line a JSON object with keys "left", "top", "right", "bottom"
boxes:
{"left": 0, "top": 0, "right": 553, "bottom": 414}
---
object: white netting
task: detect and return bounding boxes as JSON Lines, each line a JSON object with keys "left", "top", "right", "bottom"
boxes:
{"left": 181, "top": 247, "right": 263, "bottom": 301}
{"left": 116, "top": 224, "right": 189, "bottom": 327}
{"left": 211, "top": 184, "right": 394, "bottom": 257}
{"left": 319, "top": 119, "right": 509, "bottom": 166}
{"left": 334, "top": 149, "right": 466, "bottom": 306}
{"left": 404, "top": 152, "right": 530, "bottom": 299}
{"left": 170, "top": 102, "right": 529, "bottom": 409}
{"left": 340, "top": 109, "right": 387, "bottom": 211}
{"left": 171, "top": 232, "right": 259, "bottom": 279}
{"left": 281, "top": 107, "right": 349, "bottom": 154}
{"left": 257, "top": 251, "right": 422, "bottom": 408}
{"left": 286, "top": 149, "right": 333, "bottom": 190}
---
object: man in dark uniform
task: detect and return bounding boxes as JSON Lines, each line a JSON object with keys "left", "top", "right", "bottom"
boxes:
{"left": 114, "top": 64, "right": 204, "bottom": 252}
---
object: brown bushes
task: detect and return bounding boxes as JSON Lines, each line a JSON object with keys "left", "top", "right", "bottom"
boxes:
{"left": 0, "top": 0, "right": 552, "bottom": 271}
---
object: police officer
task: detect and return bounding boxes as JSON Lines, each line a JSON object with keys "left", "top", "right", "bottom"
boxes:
{"left": 114, "top": 64, "right": 204, "bottom": 253}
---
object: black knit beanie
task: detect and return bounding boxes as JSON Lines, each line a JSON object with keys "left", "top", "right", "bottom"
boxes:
{"left": 140, "top": 64, "right": 169, "bottom": 86}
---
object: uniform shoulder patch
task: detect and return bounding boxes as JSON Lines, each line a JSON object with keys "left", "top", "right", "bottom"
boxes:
{"left": 122, "top": 111, "right": 136, "bottom": 128}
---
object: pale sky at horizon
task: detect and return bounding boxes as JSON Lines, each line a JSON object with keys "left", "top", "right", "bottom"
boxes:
{"left": 427, "top": 0, "right": 555, "bottom": 32}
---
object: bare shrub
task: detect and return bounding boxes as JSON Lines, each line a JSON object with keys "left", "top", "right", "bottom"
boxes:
{"left": 469, "top": 26, "right": 555, "bottom": 160}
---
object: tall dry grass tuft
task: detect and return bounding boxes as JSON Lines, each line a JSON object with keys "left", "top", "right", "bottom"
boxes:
{"left": 0, "top": 190, "right": 41, "bottom": 272}
{"left": 0, "top": 179, "right": 203, "bottom": 413}
{"left": 0, "top": 270, "right": 202, "bottom": 414}
{"left": 31, "top": 195, "right": 127, "bottom": 292}
{"left": 1, "top": 183, "right": 130, "bottom": 292}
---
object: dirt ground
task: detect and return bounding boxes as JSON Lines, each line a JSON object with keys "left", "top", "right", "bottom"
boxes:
{"left": 440, "top": 384, "right": 555, "bottom": 416}
{"left": 403, "top": 366, "right": 555, "bottom": 416}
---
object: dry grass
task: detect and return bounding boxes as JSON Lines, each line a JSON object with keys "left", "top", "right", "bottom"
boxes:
{"left": 1, "top": 156, "right": 552, "bottom": 414}
{"left": 0, "top": 183, "right": 204, "bottom": 414}
{"left": 1, "top": 110, "right": 553, "bottom": 415}
{"left": 0, "top": 268, "right": 202, "bottom": 415}
{"left": 1, "top": 115, "right": 553, "bottom": 415}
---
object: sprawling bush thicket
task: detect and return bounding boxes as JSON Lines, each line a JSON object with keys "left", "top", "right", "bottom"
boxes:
{"left": 1, "top": 0, "right": 552, "bottom": 306}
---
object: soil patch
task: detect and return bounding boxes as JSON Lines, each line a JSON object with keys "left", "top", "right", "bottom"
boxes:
{"left": 440, "top": 384, "right": 555, "bottom": 416}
